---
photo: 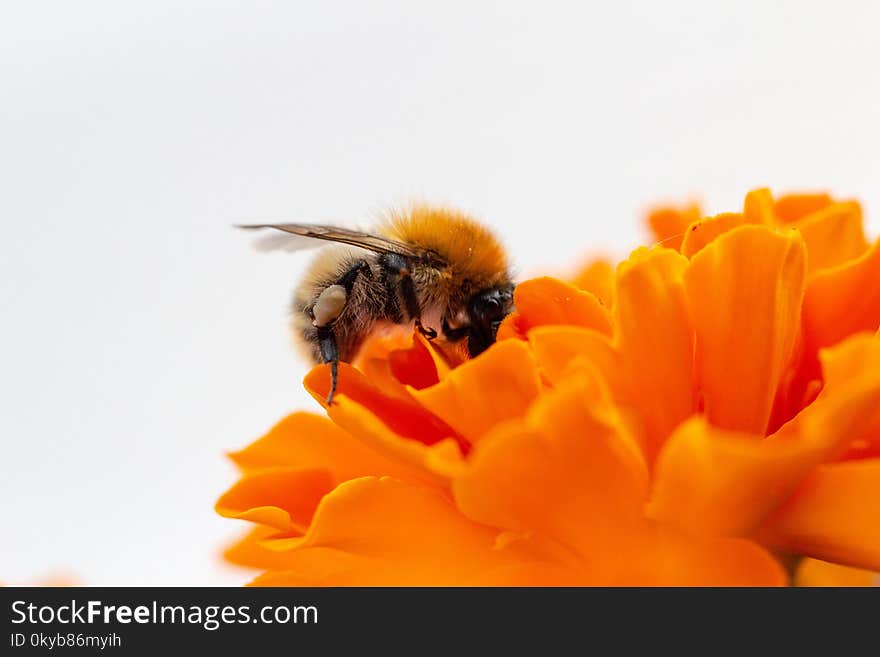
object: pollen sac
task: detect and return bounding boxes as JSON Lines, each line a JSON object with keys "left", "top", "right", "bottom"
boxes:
{"left": 313, "top": 284, "right": 347, "bottom": 327}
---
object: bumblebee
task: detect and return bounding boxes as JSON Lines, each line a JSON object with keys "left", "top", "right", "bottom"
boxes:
{"left": 241, "top": 205, "right": 515, "bottom": 402}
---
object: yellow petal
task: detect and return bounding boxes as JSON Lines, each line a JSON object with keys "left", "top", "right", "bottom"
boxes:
{"left": 684, "top": 225, "right": 806, "bottom": 434}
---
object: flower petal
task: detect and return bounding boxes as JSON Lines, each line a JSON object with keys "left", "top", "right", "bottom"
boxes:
{"left": 820, "top": 332, "right": 880, "bottom": 460}
{"left": 248, "top": 477, "right": 573, "bottom": 586}
{"left": 452, "top": 378, "right": 783, "bottom": 585}
{"left": 224, "top": 526, "right": 305, "bottom": 572}
{"left": 646, "top": 203, "right": 702, "bottom": 251}
{"left": 215, "top": 468, "right": 333, "bottom": 532}
{"left": 229, "top": 412, "right": 429, "bottom": 484}
{"left": 647, "top": 417, "right": 819, "bottom": 536}
{"left": 615, "top": 247, "right": 695, "bottom": 461}
{"left": 304, "top": 362, "right": 459, "bottom": 446}
{"left": 453, "top": 371, "right": 649, "bottom": 560}
{"left": 571, "top": 258, "right": 615, "bottom": 307}
{"left": 408, "top": 340, "right": 542, "bottom": 445}
{"left": 743, "top": 188, "right": 776, "bottom": 225}
{"left": 528, "top": 325, "right": 622, "bottom": 393}
{"left": 794, "top": 558, "right": 880, "bottom": 587}
{"left": 803, "top": 238, "right": 880, "bottom": 351}
{"left": 759, "top": 459, "right": 880, "bottom": 572}
{"left": 626, "top": 525, "right": 786, "bottom": 586}
{"left": 684, "top": 225, "right": 806, "bottom": 434}
{"left": 497, "top": 277, "right": 612, "bottom": 342}
{"left": 325, "top": 395, "right": 465, "bottom": 481}
{"left": 794, "top": 201, "right": 868, "bottom": 275}
{"left": 773, "top": 192, "right": 834, "bottom": 223}
{"left": 649, "top": 341, "right": 880, "bottom": 537}
{"left": 744, "top": 189, "right": 835, "bottom": 226}
{"left": 680, "top": 213, "right": 745, "bottom": 258}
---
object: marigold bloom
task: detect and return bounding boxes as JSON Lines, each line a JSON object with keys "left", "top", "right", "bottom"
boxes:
{"left": 219, "top": 188, "right": 880, "bottom": 586}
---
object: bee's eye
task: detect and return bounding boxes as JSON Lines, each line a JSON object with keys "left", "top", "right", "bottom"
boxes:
{"left": 485, "top": 298, "right": 500, "bottom": 311}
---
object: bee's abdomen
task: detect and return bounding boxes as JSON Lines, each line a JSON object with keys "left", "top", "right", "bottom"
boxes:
{"left": 292, "top": 247, "right": 394, "bottom": 364}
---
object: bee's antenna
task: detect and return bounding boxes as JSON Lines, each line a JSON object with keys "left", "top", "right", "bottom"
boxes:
{"left": 648, "top": 231, "right": 688, "bottom": 249}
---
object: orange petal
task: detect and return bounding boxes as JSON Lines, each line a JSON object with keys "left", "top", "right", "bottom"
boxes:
{"left": 646, "top": 203, "right": 702, "bottom": 251}
{"left": 743, "top": 189, "right": 835, "bottom": 226}
{"left": 451, "top": 376, "right": 783, "bottom": 585}
{"left": 528, "top": 325, "right": 622, "bottom": 393}
{"left": 500, "top": 277, "right": 612, "bottom": 341}
{"left": 409, "top": 340, "right": 542, "bottom": 445}
{"left": 356, "top": 334, "right": 433, "bottom": 399}
{"left": 794, "top": 202, "right": 868, "bottom": 275}
{"left": 453, "top": 371, "right": 649, "bottom": 561}
{"left": 215, "top": 468, "right": 333, "bottom": 532}
{"left": 794, "top": 557, "right": 880, "bottom": 587}
{"left": 647, "top": 418, "right": 820, "bottom": 536}
{"left": 224, "top": 526, "right": 305, "bottom": 572}
{"left": 304, "top": 362, "right": 459, "bottom": 446}
{"left": 820, "top": 332, "right": 880, "bottom": 460}
{"left": 759, "top": 459, "right": 880, "bottom": 572}
{"left": 325, "top": 394, "right": 465, "bottom": 481}
{"left": 619, "top": 525, "right": 786, "bottom": 586}
{"left": 649, "top": 343, "right": 880, "bottom": 536}
{"left": 743, "top": 188, "right": 776, "bottom": 225}
{"left": 680, "top": 213, "right": 745, "bottom": 258}
{"left": 803, "top": 238, "right": 880, "bottom": 350}
{"left": 358, "top": 331, "right": 463, "bottom": 400}
{"left": 248, "top": 477, "right": 573, "bottom": 586}
{"left": 615, "top": 247, "right": 695, "bottom": 462}
{"left": 773, "top": 192, "right": 834, "bottom": 223}
{"left": 229, "top": 412, "right": 436, "bottom": 485}
{"left": 350, "top": 329, "right": 413, "bottom": 369}
{"left": 684, "top": 225, "right": 806, "bottom": 434}
{"left": 571, "top": 258, "right": 615, "bottom": 307}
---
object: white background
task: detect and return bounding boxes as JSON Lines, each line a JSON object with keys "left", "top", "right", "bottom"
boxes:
{"left": 2, "top": 1, "right": 879, "bottom": 585}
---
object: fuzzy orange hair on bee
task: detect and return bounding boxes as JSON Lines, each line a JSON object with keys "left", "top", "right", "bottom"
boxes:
{"left": 239, "top": 205, "right": 515, "bottom": 403}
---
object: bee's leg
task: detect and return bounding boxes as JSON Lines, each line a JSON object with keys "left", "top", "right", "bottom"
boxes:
{"left": 311, "top": 260, "right": 373, "bottom": 405}
{"left": 441, "top": 317, "right": 469, "bottom": 341}
{"left": 414, "top": 318, "right": 436, "bottom": 340}
{"left": 338, "top": 259, "right": 374, "bottom": 290}
{"left": 381, "top": 253, "right": 437, "bottom": 339}
{"left": 316, "top": 325, "right": 339, "bottom": 405}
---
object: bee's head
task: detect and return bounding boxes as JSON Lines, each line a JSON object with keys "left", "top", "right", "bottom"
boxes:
{"left": 466, "top": 284, "right": 515, "bottom": 357}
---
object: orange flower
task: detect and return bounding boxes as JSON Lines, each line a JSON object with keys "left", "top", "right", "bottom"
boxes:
{"left": 218, "top": 188, "right": 880, "bottom": 586}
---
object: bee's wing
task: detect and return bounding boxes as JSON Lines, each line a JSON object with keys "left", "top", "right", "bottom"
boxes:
{"left": 238, "top": 223, "right": 431, "bottom": 260}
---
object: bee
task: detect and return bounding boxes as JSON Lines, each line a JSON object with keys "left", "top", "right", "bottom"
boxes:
{"left": 240, "top": 205, "right": 515, "bottom": 403}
